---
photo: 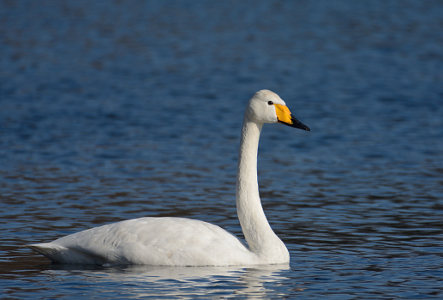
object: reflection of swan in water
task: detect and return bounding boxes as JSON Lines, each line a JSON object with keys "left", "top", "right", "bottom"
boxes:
{"left": 29, "top": 90, "right": 309, "bottom": 266}
{"left": 45, "top": 264, "right": 291, "bottom": 298}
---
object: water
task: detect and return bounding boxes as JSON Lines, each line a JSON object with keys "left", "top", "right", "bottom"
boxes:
{"left": 1, "top": 0, "right": 442, "bottom": 298}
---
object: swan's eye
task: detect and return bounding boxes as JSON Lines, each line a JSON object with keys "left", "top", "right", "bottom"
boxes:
{"left": 267, "top": 101, "right": 274, "bottom": 105}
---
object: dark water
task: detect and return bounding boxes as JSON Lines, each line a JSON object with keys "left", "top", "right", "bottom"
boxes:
{"left": 1, "top": 0, "right": 442, "bottom": 298}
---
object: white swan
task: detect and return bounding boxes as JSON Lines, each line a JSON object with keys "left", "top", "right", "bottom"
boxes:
{"left": 28, "top": 90, "right": 310, "bottom": 266}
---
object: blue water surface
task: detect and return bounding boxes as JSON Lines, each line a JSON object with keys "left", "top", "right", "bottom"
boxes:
{"left": 1, "top": 0, "right": 442, "bottom": 298}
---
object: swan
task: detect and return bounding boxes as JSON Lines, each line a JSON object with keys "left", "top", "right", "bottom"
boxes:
{"left": 28, "top": 89, "right": 310, "bottom": 266}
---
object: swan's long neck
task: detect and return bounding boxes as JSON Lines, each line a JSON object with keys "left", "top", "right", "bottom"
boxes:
{"left": 236, "top": 117, "right": 287, "bottom": 259}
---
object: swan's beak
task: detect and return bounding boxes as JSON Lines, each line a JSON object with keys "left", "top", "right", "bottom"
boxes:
{"left": 275, "top": 104, "right": 310, "bottom": 131}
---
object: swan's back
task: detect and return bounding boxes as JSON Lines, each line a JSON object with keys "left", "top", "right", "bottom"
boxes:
{"left": 29, "top": 217, "right": 256, "bottom": 266}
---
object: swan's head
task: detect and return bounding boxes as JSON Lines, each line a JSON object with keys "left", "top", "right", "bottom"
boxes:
{"left": 246, "top": 90, "right": 310, "bottom": 131}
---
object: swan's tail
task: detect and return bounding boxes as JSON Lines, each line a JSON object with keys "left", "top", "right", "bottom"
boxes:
{"left": 28, "top": 243, "right": 71, "bottom": 262}
{"left": 28, "top": 243, "right": 105, "bottom": 264}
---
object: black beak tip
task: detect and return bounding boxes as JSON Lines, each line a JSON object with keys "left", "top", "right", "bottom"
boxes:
{"left": 290, "top": 117, "right": 310, "bottom": 131}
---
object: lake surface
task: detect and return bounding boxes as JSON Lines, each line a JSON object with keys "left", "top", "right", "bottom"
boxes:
{"left": 1, "top": 0, "right": 442, "bottom": 298}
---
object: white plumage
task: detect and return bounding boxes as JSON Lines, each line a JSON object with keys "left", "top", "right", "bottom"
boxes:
{"left": 29, "top": 90, "right": 310, "bottom": 266}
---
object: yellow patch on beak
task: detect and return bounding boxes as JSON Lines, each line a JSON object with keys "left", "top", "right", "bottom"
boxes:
{"left": 274, "top": 104, "right": 293, "bottom": 125}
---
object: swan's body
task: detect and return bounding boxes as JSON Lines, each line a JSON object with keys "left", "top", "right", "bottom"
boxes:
{"left": 29, "top": 90, "right": 310, "bottom": 266}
